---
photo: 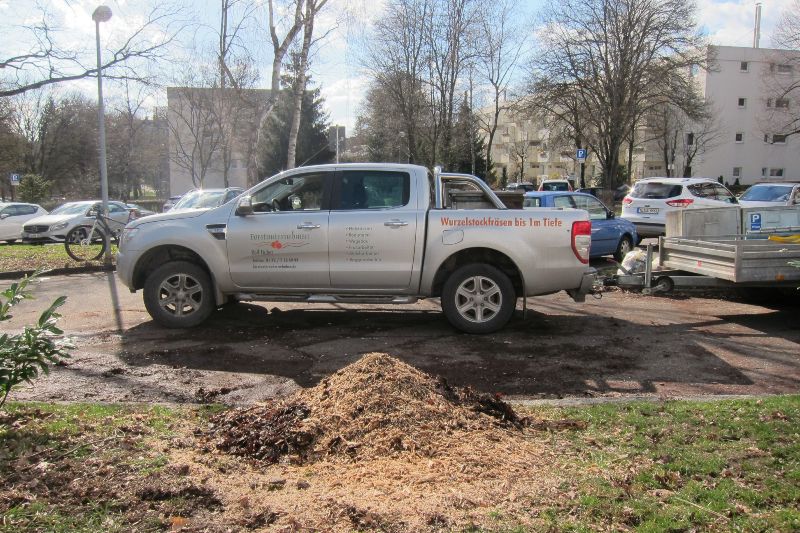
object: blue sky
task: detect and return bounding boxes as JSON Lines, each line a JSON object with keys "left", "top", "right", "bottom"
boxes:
{"left": 1, "top": 0, "right": 794, "bottom": 130}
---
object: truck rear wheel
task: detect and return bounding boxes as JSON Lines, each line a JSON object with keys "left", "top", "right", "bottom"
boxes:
{"left": 441, "top": 263, "right": 516, "bottom": 334}
{"left": 143, "top": 261, "right": 214, "bottom": 328}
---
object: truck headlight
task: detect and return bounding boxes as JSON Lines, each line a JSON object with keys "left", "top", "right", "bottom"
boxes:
{"left": 120, "top": 227, "right": 139, "bottom": 248}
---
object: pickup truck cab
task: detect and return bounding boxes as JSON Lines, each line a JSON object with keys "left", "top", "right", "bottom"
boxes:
{"left": 117, "top": 164, "right": 596, "bottom": 333}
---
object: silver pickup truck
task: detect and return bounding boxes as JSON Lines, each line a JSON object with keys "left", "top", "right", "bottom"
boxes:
{"left": 117, "top": 164, "right": 595, "bottom": 333}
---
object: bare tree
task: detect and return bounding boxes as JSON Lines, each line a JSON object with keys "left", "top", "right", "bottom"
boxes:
{"left": 762, "top": 1, "right": 800, "bottom": 140}
{"left": 476, "top": 0, "right": 525, "bottom": 180}
{"left": 286, "top": 0, "right": 331, "bottom": 169}
{"left": 531, "top": 0, "right": 706, "bottom": 187}
{"left": 0, "top": 5, "right": 185, "bottom": 98}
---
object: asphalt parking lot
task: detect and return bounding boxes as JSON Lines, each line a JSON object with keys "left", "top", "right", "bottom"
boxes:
{"left": 5, "top": 272, "right": 799, "bottom": 405}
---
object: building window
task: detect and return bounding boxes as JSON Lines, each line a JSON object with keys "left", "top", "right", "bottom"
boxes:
{"left": 773, "top": 64, "right": 793, "bottom": 74}
{"left": 740, "top": 61, "right": 749, "bottom": 72}
{"left": 773, "top": 134, "right": 787, "bottom": 144}
{"left": 735, "top": 132, "right": 744, "bottom": 143}
{"left": 770, "top": 168, "right": 784, "bottom": 177}
{"left": 762, "top": 167, "right": 767, "bottom": 177}
{"left": 686, "top": 132, "right": 694, "bottom": 145}
{"left": 737, "top": 97, "right": 747, "bottom": 108}
{"left": 776, "top": 98, "right": 790, "bottom": 109}
{"left": 733, "top": 167, "right": 741, "bottom": 177}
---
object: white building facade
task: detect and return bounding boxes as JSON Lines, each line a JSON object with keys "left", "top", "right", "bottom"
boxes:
{"left": 694, "top": 45, "right": 800, "bottom": 185}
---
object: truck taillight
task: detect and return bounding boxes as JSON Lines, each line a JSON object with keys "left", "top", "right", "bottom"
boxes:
{"left": 571, "top": 220, "right": 591, "bottom": 264}
{"left": 622, "top": 196, "right": 633, "bottom": 205}
{"left": 666, "top": 198, "right": 694, "bottom": 207}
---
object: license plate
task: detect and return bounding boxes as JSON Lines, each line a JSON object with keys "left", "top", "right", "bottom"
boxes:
{"left": 637, "top": 207, "right": 659, "bottom": 214}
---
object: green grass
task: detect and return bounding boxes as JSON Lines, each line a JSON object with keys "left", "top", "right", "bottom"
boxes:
{"left": 0, "top": 244, "right": 117, "bottom": 273}
{"left": 523, "top": 396, "right": 800, "bottom": 531}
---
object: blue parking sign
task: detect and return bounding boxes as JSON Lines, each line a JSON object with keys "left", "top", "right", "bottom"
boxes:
{"left": 749, "top": 213, "right": 761, "bottom": 231}
{"left": 576, "top": 149, "right": 587, "bottom": 161}
{"left": 10, "top": 173, "right": 20, "bottom": 185}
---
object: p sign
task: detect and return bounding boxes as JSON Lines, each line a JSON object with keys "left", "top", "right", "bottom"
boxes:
{"left": 749, "top": 212, "right": 762, "bottom": 231}
{"left": 576, "top": 149, "right": 587, "bottom": 162}
{"left": 10, "top": 173, "right": 20, "bottom": 186}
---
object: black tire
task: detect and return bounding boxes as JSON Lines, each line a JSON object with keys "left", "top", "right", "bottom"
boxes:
{"left": 441, "top": 263, "right": 516, "bottom": 334}
{"left": 64, "top": 225, "right": 106, "bottom": 261}
{"left": 143, "top": 261, "right": 215, "bottom": 328}
{"left": 614, "top": 235, "right": 634, "bottom": 262}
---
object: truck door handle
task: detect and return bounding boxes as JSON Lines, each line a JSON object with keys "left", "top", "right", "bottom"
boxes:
{"left": 384, "top": 220, "right": 408, "bottom": 227}
{"left": 297, "top": 223, "right": 321, "bottom": 229}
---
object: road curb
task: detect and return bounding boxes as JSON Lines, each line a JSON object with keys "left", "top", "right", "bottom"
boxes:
{"left": 0, "top": 264, "right": 116, "bottom": 280}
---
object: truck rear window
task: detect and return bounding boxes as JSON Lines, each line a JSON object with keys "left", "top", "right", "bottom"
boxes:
{"left": 522, "top": 197, "right": 541, "bottom": 207}
{"left": 630, "top": 182, "right": 682, "bottom": 199}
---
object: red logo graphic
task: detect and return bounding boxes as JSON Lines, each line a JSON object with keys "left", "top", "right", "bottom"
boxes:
{"left": 271, "top": 240, "right": 283, "bottom": 249}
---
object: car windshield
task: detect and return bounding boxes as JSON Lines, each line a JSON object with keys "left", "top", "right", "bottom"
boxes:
{"left": 541, "top": 182, "right": 569, "bottom": 191}
{"left": 172, "top": 191, "right": 226, "bottom": 210}
{"left": 50, "top": 203, "right": 91, "bottom": 215}
{"left": 740, "top": 185, "right": 794, "bottom": 202}
{"left": 630, "top": 182, "right": 682, "bottom": 199}
{"left": 522, "top": 197, "right": 542, "bottom": 207}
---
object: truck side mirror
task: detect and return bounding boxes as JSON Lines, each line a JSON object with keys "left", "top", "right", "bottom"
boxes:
{"left": 235, "top": 195, "right": 254, "bottom": 216}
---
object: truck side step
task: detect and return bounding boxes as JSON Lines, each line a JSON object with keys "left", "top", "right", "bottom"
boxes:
{"left": 234, "top": 293, "right": 419, "bottom": 305}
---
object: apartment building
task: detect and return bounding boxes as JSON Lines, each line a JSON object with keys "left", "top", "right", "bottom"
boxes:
{"left": 694, "top": 45, "right": 800, "bottom": 185}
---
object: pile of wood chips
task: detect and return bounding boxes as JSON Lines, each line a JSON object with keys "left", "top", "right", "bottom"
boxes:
{"left": 192, "top": 353, "right": 564, "bottom": 531}
{"left": 210, "top": 352, "right": 527, "bottom": 464}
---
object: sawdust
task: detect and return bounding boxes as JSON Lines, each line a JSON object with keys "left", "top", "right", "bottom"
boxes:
{"left": 189, "top": 353, "right": 565, "bottom": 531}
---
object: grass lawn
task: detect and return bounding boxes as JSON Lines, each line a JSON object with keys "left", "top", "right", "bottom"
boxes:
{"left": 0, "top": 244, "right": 116, "bottom": 273}
{"left": 1, "top": 396, "right": 798, "bottom": 531}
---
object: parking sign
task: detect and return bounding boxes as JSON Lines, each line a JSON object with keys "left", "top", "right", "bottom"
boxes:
{"left": 749, "top": 213, "right": 762, "bottom": 231}
{"left": 10, "top": 173, "right": 20, "bottom": 186}
{"left": 576, "top": 149, "right": 587, "bottom": 162}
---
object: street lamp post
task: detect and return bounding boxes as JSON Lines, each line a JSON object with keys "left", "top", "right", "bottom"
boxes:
{"left": 93, "top": 5, "right": 112, "bottom": 263}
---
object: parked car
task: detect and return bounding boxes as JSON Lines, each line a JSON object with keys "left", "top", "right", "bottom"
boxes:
{"left": 621, "top": 177, "right": 737, "bottom": 239}
{"left": 170, "top": 188, "right": 243, "bottom": 211}
{"left": 524, "top": 191, "right": 637, "bottom": 261}
{"left": 504, "top": 182, "right": 537, "bottom": 192}
{"left": 162, "top": 195, "right": 183, "bottom": 212}
{"left": 737, "top": 182, "right": 800, "bottom": 207}
{"left": 126, "top": 203, "right": 156, "bottom": 218}
{"left": 0, "top": 202, "right": 48, "bottom": 243}
{"left": 21, "top": 200, "right": 133, "bottom": 243}
{"left": 538, "top": 179, "right": 573, "bottom": 192}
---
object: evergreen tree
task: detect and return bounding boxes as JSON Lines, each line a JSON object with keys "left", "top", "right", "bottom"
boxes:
{"left": 450, "top": 100, "right": 487, "bottom": 180}
{"left": 258, "top": 58, "right": 333, "bottom": 176}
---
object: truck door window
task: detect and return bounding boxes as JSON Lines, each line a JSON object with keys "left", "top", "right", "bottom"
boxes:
{"left": 335, "top": 171, "right": 410, "bottom": 210}
{"left": 251, "top": 173, "right": 327, "bottom": 212}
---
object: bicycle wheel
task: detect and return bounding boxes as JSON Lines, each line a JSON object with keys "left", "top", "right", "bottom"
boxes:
{"left": 65, "top": 225, "right": 107, "bottom": 261}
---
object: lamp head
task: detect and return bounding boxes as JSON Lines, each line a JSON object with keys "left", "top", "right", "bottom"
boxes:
{"left": 92, "top": 5, "right": 113, "bottom": 23}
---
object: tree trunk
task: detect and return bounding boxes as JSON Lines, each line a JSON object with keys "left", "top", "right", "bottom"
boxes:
{"left": 286, "top": 2, "right": 315, "bottom": 169}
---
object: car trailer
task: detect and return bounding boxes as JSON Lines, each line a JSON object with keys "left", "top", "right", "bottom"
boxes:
{"left": 607, "top": 231, "right": 800, "bottom": 295}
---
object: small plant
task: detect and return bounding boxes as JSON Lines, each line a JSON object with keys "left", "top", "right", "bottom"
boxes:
{"left": 0, "top": 269, "right": 72, "bottom": 409}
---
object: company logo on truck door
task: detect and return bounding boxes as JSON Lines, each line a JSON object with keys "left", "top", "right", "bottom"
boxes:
{"left": 250, "top": 232, "right": 310, "bottom": 250}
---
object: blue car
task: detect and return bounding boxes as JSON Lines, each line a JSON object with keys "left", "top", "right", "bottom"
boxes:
{"left": 523, "top": 191, "right": 637, "bottom": 261}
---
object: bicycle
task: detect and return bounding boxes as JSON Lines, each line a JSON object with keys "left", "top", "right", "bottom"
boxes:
{"left": 64, "top": 206, "right": 132, "bottom": 262}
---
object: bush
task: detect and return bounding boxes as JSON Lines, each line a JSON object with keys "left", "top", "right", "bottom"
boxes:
{"left": 17, "top": 174, "right": 52, "bottom": 204}
{"left": 0, "top": 270, "right": 71, "bottom": 409}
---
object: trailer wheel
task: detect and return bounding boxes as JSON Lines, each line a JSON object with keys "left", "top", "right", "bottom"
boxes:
{"left": 441, "top": 263, "right": 516, "bottom": 334}
{"left": 654, "top": 276, "right": 674, "bottom": 293}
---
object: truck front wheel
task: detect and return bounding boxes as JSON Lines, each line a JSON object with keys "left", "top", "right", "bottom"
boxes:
{"left": 143, "top": 261, "right": 214, "bottom": 328}
{"left": 441, "top": 263, "right": 516, "bottom": 334}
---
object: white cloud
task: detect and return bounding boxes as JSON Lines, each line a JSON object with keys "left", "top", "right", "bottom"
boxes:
{"left": 697, "top": 0, "right": 795, "bottom": 48}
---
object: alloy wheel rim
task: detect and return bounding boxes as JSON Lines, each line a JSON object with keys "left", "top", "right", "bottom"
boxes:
{"left": 157, "top": 273, "right": 203, "bottom": 317}
{"left": 454, "top": 275, "right": 502, "bottom": 323}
